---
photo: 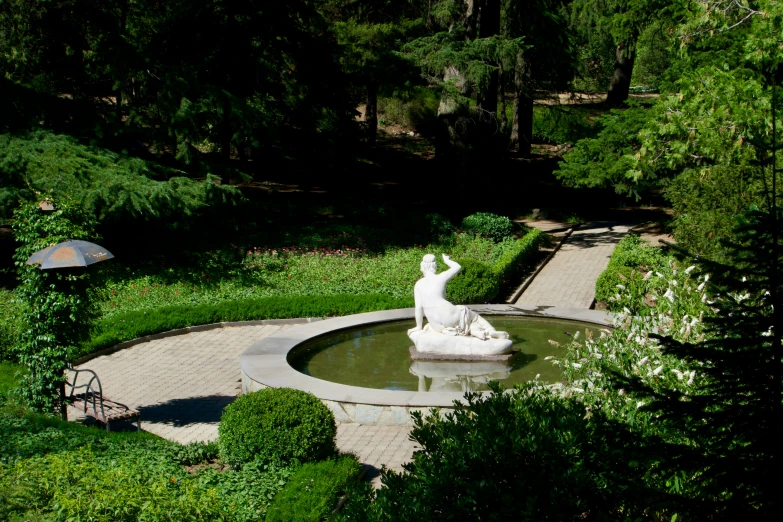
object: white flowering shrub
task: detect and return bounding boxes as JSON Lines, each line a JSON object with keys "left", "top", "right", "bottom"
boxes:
{"left": 554, "top": 252, "right": 714, "bottom": 432}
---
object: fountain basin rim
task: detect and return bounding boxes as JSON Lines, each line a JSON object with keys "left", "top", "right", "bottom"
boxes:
{"left": 240, "top": 304, "right": 613, "bottom": 410}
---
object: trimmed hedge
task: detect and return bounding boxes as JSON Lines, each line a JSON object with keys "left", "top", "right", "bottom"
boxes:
{"left": 492, "top": 229, "right": 544, "bottom": 283}
{"left": 595, "top": 234, "right": 672, "bottom": 312}
{"left": 218, "top": 388, "right": 337, "bottom": 469}
{"left": 84, "top": 293, "right": 414, "bottom": 356}
{"left": 446, "top": 259, "right": 500, "bottom": 304}
{"left": 265, "top": 456, "right": 361, "bottom": 522}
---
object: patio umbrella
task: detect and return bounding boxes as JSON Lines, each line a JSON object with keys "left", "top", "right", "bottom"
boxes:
{"left": 26, "top": 240, "right": 114, "bottom": 269}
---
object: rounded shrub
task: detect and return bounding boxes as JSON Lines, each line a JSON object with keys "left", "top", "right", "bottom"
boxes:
{"left": 219, "top": 388, "right": 337, "bottom": 469}
{"left": 461, "top": 212, "right": 514, "bottom": 242}
{"left": 446, "top": 258, "right": 500, "bottom": 304}
{"left": 424, "top": 213, "right": 454, "bottom": 239}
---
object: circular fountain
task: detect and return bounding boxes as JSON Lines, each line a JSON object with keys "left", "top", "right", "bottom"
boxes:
{"left": 240, "top": 305, "right": 611, "bottom": 426}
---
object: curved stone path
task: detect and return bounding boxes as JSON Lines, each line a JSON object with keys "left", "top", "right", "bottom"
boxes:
{"left": 68, "top": 324, "right": 418, "bottom": 476}
{"left": 69, "top": 221, "right": 632, "bottom": 477}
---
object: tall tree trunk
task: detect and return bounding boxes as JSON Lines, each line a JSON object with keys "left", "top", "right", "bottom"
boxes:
{"left": 477, "top": 0, "right": 500, "bottom": 114}
{"left": 606, "top": 41, "right": 636, "bottom": 107}
{"left": 221, "top": 104, "right": 232, "bottom": 162}
{"left": 510, "top": 52, "right": 533, "bottom": 156}
{"left": 499, "top": 64, "right": 508, "bottom": 132}
{"left": 366, "top": 79, "right": 379, "bottom": 146}
{"left": 463, "top": 0, "right": 478, "bottom": 39}
{"left": 437, "top": 66, "right": 468, "bottom": 188}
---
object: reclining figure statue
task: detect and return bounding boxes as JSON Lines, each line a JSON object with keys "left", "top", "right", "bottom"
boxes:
{"left": 407, "top": 254, "right": 513, "bottom": 356}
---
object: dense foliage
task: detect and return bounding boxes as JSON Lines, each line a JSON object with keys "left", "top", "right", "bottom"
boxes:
{"left": 11, "top": 201, "right": 98, "bottom": 412}
{"left": 461, "top": 212, "right": 515, "bottom": 242}
{"left": 337, "top": 383, "right": 642, "bottom": 521}
{"left": 0, "top": 131, "right": 240, "bottom": 221}
{"left": 559, "top": 1, "right": 783, "bottom": 258}
{"left": 218, "top": 388, "right": 337, "bottom": 469}
{"left": 265, "top": 455, "right": 361, "bottom": 522}
{"left": 0, "top": 408, "right": 292, "bottom": 521}
{"left": 594, "top": 234, "right": 673, "bottom": 311}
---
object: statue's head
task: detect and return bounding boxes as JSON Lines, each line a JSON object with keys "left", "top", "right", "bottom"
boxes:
{"left": 420, "top": 254, "right": 437, "bottom": 275}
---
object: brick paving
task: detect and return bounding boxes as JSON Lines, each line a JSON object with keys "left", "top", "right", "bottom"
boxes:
{"left": 516, "top": 221, "right": 634, "bottom": 308}
{"left": 69, "top": 324, "right": 417, "bottom": 474}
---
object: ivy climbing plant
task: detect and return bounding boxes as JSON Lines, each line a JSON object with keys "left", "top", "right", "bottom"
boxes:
{"left": 12, "top": 200, "right": 99, "bottom": 414}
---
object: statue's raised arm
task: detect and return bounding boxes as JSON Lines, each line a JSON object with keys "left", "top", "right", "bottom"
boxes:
{"left": 440, "top": 254, "right": 461, "bottom": 281}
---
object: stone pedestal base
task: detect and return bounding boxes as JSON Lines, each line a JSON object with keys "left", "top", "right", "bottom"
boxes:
{"left": 407, "top": 329, "right": 513, "bottom": 357}
{"left": 409, "top": 346, "right": 514, "bottom": 362}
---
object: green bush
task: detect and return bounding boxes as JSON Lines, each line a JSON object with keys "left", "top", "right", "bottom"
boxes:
{"left": 0, "top": 290, "right": 22, "bottom": 361}
{"left": 85, "top": 293, "right": 413, "bottom": 356}
{"left": 336, "top": 385, "right": 633, "bottom": 521}
{"left": 265, "top": 455, "right": 360, "bottom": 522}
{"left": 461, "top": 212, "right": 514, "bottom": 242}
{"left": 531, "top": 106, "right": 595, "bottom": 145}
{"left": 424, "top": 213, "right": 454, "bottom": 239}
{"left": 377, "top": 87, "right": 439, "bottom": 134}
{"left": 595, "top": 234, "right": 673, "bottom": 312}
{"left": 555, "top": 104, "right": 670, "bottom": 199}
{"left": 446, "top": 258, "right": 500, "bottom": 304}
{"left": 492, "top": 229, "right": 544, "bottom": 283}
{"left": 218, "top": 388, "right": 336, "bottom": 469}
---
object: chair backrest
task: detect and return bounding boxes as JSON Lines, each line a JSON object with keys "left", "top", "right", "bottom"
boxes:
{"left": 65, "top": 368, "right": 106, "bottom": 418}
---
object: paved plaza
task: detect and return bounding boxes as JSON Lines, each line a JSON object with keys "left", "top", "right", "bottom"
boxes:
{"left": 69, "top": 324, "right": 419, "bottom": 476}
{"left": 70, "top": 221, "right": 631, "bottom": 480}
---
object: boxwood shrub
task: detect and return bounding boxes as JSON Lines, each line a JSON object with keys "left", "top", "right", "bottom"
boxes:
{"left": 461, "top": 212, "right": 514, "bottom": 242}
{"left": 218, "top": 388, "right": 337, "bottom": 469}
{"left": 446, "top": 258, "right": 500, "bottom": 304}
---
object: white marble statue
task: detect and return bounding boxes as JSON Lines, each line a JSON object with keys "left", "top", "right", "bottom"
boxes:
{"left": 407, "top": 254, "right": 513, "bottom": 356}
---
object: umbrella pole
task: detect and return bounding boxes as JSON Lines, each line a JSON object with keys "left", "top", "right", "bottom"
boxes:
{"left": 59, "top": 380, "right": 68, "bottom": 421}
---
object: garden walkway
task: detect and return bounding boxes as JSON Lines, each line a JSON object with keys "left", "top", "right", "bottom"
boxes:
{"left": 516, "top": 221, "right": 634, "bottom": 308}
{"left": 68, "top": 221, "right": 632, "bottom": 481}
{"left": 68, "top": 324, "right": 418, "bottom": 478}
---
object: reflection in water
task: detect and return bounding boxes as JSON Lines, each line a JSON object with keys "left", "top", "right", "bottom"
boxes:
{"left": 409, "top": 359, "right": 512, "bottom": 392}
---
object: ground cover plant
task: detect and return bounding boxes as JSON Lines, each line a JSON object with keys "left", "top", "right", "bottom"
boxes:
{"left": 0, "top": 363, "right": 357, "bottom": 521}
{"left": 594, "top": 234, "right": 676, "bottom": 313}
{"left": 265, "top": 455, "right": 361, "bottom": 522}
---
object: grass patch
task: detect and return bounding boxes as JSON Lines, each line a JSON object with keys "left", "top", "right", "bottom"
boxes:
{"left": 265, "top": 456, "right": 361, "bottom": 522}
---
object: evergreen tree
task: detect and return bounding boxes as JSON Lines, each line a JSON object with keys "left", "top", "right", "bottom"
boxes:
{"left": 569, "top": 0, "right": 685, "bottom": 105}
{"left": 321, "top": 0, "right": 423, "bottom": 145}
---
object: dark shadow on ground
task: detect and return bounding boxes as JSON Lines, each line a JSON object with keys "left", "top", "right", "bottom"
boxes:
{"left": 136, "top": 394, "right": 236, "bottom": 427}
